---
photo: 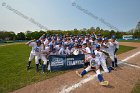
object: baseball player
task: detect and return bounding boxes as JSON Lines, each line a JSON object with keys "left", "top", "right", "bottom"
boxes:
{"left": 71, "top": 44, "right": 80, "bottom": 55}
{"left": 76, "top": 51, "right": 109, "bottom": 86}
{"left": 26, "top": 40, "right": 43, "bottom": 72}
{"left": 102, "top": 37, "right": 116, "bottom": 71}
{"left": 111, "top": 35, "right": 119, "bottom": 67}
{"left": 26, "top": 39, "right": 41, "bottom": 70}
{"left": 82, "top": 43, "right": 91, "bottom": 68}
{"left": 27, "top": 39, "right": 50, "bottom": 73}
{"left": 94, "top": 44, "right": 109, "bottom": 73}
{"left": 64, "top": 44, "right": 71, "bottom": 55}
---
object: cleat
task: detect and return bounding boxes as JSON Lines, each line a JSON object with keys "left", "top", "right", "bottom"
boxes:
{"left": 100, "top": 81, "right": 109, "bottom": 86}
{"left": 48, "top": 70, "right": 51, "bottom": 72}
{"left": 76, "top": 71, "right": 82, "bottom": 78}
{"left": 115, "top": 64, "right": 118, "bottom": 67}
{"left": 112, "top": 67, "right": 117, "bottom": 70}
{"left": 27, "top": 65, "right": 30, "bottom": 70}
{"left": 36, "top": 68, "right": 39, "bottom": 72}
{"left": 36, "top": 64, "right": 39, "bottom": 72}
{"left": 110, "top": 67, "right": 115, "bottom": 70}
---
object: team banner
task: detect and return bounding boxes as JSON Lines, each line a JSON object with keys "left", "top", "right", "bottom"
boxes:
{"left": 48, "top": 54, "right": 85, "bottom": 71}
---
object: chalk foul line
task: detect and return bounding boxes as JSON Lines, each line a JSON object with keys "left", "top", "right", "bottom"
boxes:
{"left": 59, "top": 51, "right": 140, "bottom": 93}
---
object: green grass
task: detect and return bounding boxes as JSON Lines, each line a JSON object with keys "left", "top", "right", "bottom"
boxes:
{"left": 0, "top": 44, "right": 66, "bottom": 93}
{"left": 118, "top": 40, "right": 140, "bottom": 43}
{"left": 117, "top": 45, "right": 136, "bottom": 55}
{"left": 132, "top": 80, "right": 140, "bottom": 93}
{"left": 0, "top": 44, "right": 136, "bottom": 93}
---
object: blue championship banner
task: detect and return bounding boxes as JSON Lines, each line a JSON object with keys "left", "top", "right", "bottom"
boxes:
{"left": 48, "top": 54, "right": 85, "bottom": 71}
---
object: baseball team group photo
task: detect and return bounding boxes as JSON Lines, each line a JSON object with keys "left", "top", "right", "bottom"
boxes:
{"left": 0, "top": 0, "right": 140, "bottom": 93}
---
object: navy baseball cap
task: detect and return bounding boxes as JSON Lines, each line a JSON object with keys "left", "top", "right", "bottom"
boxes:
{"left": 42, "top": 36, "right": 46, "bottom": 39}
{"left": 104, "top": 37, "right": 108, "bottom": 41}
{"left": 96, "top": 44, "right": 101, "bottom": 48}
{"left": 36, "top": 40, "right": 41, "bottom": 43}
{"left": 111, "top": 35, "right": 116, "bottom": 39}
{"left": 97, "top": 38, "right": 102, "bottom": 41}
{"left": 48, "top": 37, "right": 52, "bottom": 41}
{"left": 91, "top": 35, "right": 96, "bottom": 39}
{"left": 97, "top": 34, "right": 102, "bottom": 36}
{"left": 82, "top": 36, "right": 85, "bottom": 38}
{"left": 49, "top": 44, "right": 53, "bottom": 47}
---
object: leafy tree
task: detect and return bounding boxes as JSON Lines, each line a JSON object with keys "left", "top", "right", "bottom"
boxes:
{"left": 0, "top": 31, "right": 16, "bottom": 40}
{"left": 25, "top": 31, "right": 32, "bottom": 40}
{"left": 16, "top": 32, "right": 26, "bottom": 40}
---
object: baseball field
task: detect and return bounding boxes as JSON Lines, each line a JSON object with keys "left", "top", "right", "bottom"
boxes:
{"left": 0, "top": 42, "right": 140, "bottom": 93}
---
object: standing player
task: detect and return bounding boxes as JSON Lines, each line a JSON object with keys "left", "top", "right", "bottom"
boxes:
{"left": 76, "top": 52, "right": 109, "bottom": 86}
{"left": 26, "top": 39, "right": 39, "bottom": 70}
{"left": 103, "top": 37, "right": 116, "bottom": 71}
{"left": 26, "top": 40, "right": 49, "bottom": 73}
{"left": 26, "top": 40, "right": 42, "bottom": 72}
{"left": 111, "top": 35, "right": 119, "bottom": 67}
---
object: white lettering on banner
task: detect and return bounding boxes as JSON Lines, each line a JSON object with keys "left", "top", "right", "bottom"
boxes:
{"left": 51, "top": 58, "right": 64, "bottom": 66}
{"left": 67, "top": 58, "right": 74, "bottom": 61}
{"left": 67, "top": 60, "right": 83, "bottom": 66}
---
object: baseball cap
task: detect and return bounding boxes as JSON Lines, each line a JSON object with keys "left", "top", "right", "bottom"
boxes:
{"left": 104, "top": 37, "right": 108, "bottom": 41}
{"left": 111, "top": 35, "right": 116, "bottom": 39}
{"left": 48, "top": 37, "right": 52, "bottom": 41}
{"left": 91, "top": 35, "right": 96, "bottom": 39}
{"left": 36, "top": 40, "right": 41, "bottom": 43}
{"left": 97, "top": 34, "right": 102, "bottom": 36}
{"left": 96, "top": 44, "right": 101, "bottom": 48}
{"left": 42, "top": 36, "right": 46, "bottom": 39}
{"left": 97, "top": 38, "right": 102, "bottom": 41}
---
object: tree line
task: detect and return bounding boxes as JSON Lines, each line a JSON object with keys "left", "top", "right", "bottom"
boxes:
{"left": 0, "top": 27, "right": 139, "bottom": 41}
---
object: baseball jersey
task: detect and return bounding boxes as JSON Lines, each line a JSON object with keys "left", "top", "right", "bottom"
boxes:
{"left": 106, "top": 42, "right": 115, "bottom": 55}
{"left": 94, "top": 50, "right": 106, "bottom": 61}
{"left": 114, "top": 40, "right": 119, "bottom": 49}
{"left": 89, "top": 57, "right": 101, "bottom": 69}
{"left": 84, "top": 47, "right": 91, "bottom": 58}
{"left": 29, "top": 42, "right": 44, "bottom": 56}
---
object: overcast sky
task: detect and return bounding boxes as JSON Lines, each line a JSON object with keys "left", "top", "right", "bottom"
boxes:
{"left": 0, "top": 0, "right": 140, "bottom": 33}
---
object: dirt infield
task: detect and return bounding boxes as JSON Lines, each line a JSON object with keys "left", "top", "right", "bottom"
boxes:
{"left": 12, "top": 42, "right": 140, "bottom": 93}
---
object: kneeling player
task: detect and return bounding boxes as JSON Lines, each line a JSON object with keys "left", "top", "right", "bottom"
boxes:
{"left": 76, "top": 52, "right": 109, "bottom": 86}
